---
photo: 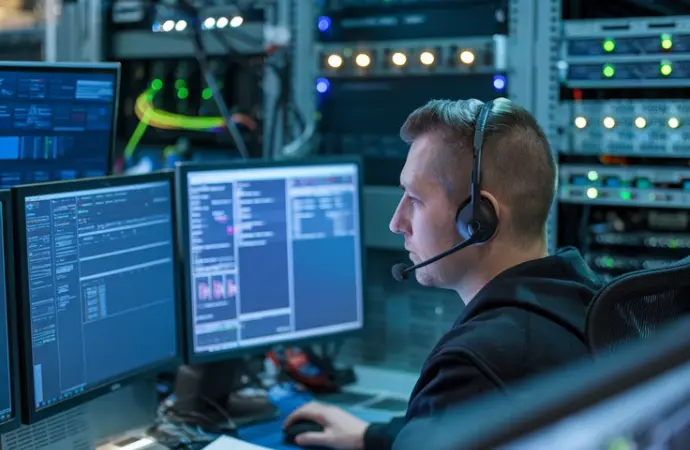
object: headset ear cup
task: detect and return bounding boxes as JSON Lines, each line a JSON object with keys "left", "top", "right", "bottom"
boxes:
{"left": 455, "top": 198, "right": 473, "bottom": 240}
{"left": 474, "top": 197, "right": 498, "bottom": 243}
{"left": 455, "top": 196, "right": 498, "bottom": 242}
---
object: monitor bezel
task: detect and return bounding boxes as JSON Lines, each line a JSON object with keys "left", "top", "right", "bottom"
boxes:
{"left": 0, "top": 61, "right": 121, "bottom": 178}
{"left": 12, "top": 171, "right": 183, "bottom": 424}
{"left": 175, "top": 156, "right": 366, "bottom": 365}
{"left": 0, "top": 190, "right": 22, "bottom": 434}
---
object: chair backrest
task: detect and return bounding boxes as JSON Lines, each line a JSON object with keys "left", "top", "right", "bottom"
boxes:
{"left": 586, "top": 256, "right": 690, "bottom": 353}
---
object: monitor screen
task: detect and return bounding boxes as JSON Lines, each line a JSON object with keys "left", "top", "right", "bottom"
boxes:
{"left": 179, "top": 161, "right": 363, "bottom": 360}
{"left": 0, "top": 199, "right": 17, "bottom": 432}
{"left": 16, "top": 174, "right": 179, "bottom": 422}
{"left": 0, "top": 62, "right": 119, "bottom": 188}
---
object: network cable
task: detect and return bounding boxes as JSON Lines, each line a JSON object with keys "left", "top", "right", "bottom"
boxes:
{"left": 125, "top": 87, "right": 256, "bottom": 162}
{"left": 123, "top": 0, "right": 312, "bottom": 163}
{"left": 209, "top": 24, "right": 309, "bottom": 159}
{"left": 133, "top": 88, "right": 256, "bottom": 131}
{"left": 176, "top": 0, "right": 251, "bottom": 159}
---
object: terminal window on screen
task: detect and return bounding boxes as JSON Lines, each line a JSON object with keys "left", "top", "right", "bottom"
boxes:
{"left": 0, "top": 70, "right": 116, "bottom": 188}
{"left": 24, "top": 182, "right": 178, "bottom": 410}
{"left": 0, "top": 204, "right": 12, "bottom": 423}
{"left": 187, "top": 165, "right": 364, "bottom": 353}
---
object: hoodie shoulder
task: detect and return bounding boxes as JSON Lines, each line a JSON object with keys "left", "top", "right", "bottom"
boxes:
{"left": 413, "top": 248, "right": 600, "bottom": 417}
{"left": 428, "top": 304, "right": 531, "bottom": 378}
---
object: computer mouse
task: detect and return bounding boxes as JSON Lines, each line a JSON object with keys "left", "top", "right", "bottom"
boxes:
{"left": 283, "top": 419, "right": 325, "bottom": 446}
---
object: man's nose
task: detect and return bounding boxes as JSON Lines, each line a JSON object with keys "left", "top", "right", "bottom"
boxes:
{"left": 389, "top": 203, "right": 407, "bottom": 235}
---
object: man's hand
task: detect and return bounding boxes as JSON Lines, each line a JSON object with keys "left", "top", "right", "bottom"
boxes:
{"left": 283, "top": 401, "right": 370, "bottom": 449}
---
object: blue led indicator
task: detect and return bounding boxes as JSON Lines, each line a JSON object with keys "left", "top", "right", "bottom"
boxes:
{"left": 316, "top": 78, "right": 330, "bottom": 93}
{"left": 317, "top": 16, "right": 331, "bottom": 32}
{"left": 493, "top": 74, "right": 506, "bottom": 90}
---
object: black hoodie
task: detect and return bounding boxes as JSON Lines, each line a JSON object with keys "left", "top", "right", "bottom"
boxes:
{"left": 363, "top": 248, "right": 602, "bottom": 450}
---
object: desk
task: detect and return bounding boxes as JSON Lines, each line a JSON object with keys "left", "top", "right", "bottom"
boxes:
{"left": 239, "top": 366, "right": 417, "bottom": 450}
{"left": 97, "top": 366, "right": 417, "bottom": 450}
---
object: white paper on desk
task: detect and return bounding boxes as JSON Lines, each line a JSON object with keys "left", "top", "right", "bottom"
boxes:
{"left": 202, "top": 435, "right": 273, "bottom": 450}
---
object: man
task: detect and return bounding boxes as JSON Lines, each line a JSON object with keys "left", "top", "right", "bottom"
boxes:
{"left": 283, "top": 98, "right": 602, "bottom": 449}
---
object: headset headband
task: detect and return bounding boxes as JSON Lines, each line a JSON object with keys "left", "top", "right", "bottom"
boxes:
{"left": 471, "top": 100, "right": 493, "bottom": 220}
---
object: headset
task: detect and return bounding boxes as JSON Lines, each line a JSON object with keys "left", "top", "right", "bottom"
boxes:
{"left": 456, "top": 99, "right": 498, "bottom": 242}
{"left": 391, "top": 100, "right": 499, "bottom": 281}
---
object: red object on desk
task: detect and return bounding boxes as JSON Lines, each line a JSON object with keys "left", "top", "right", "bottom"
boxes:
{"left": 266, "top": 348, "right": 340, "bottom": 394}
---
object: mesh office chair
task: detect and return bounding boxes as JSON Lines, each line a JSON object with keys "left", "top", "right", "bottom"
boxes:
{"left": 585, "top": 255, "right": 690, "bottom": 354}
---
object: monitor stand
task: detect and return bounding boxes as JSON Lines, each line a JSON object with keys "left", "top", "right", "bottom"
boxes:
{"left": 172, "top": 361, "right": 280, "bottom": 430}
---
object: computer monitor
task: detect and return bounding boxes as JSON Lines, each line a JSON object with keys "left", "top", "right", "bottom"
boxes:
{"left": 394, "top": 316, "right": 690, "bottom": 450}
{"left": 0, "top": 62, "right": 120, "bottom": 188}
{"left": 0, "top": 191, "right": 22, "bottom": 434}
{"left": 13, "top": 172, "right": 182, "bottom": 423}
{"left": 176, "top": 158, "right": 364, "bottom": 364}
{"left": 497, "top": 357, "right": 690, "bottom": 449}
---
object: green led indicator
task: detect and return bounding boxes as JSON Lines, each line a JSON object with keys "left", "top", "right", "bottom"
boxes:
{"left": 202, "top": 88, "right": 213, "bottom": 100}
{"left": 602, "top": 39, "right": 615, "bottom": 52}
{"left": 602, "top": 64, "right": 615, "bottom": 78}
{"left": 661, "top": 33, "right": 673, "bottom": 50}
{"left": 660, "top": 61, "right": 673, "bottom": 76}
{"left": 586, "top": 187, "right": 599, "bottom": 199}
{"left": 177, "top": 87, "right": 189, "bottom": 99}
{"left": 620, "top": 191, "right": 631, "bottom": 200}
{"left": 174, "top": 79, "right": 186, "bottom": 89}
{"left": 151, "top": 78, "right": 163, "bottom": 90}
{"left": 587, "top": 170, "right": 599, "bottom": 181}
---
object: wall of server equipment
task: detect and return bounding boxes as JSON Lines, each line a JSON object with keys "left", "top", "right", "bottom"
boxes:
{"left": 0, "top": 0, "right": 42, "bottom": 62}
{"left": 557, "top": 16, "right": 690, "bottom": 280}
{"left": 309, "top": 0, "right": 522, "bottom": 374}
{"left": 313, "top": 0, "right": 508, "bottom": 186}
{"left": 108, "top": 3, "right": 270, "bottom": 166}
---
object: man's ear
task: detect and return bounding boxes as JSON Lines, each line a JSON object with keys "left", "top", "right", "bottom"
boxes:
{"left": 480, "top": 190, "right": 500, "bottom": 223}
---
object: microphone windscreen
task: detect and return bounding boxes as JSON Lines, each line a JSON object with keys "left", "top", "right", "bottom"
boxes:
{"left": 391, "top": 263, "right": 409, "bottom": 282}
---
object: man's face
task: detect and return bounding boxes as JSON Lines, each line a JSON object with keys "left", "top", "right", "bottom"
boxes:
{"left": 389, "top": 133, "right": 472, "bottom": 288}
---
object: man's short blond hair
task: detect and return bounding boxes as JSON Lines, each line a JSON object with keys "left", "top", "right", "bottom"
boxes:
{"left": 400, "top": 98, "right": 557, "bottom": 240}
